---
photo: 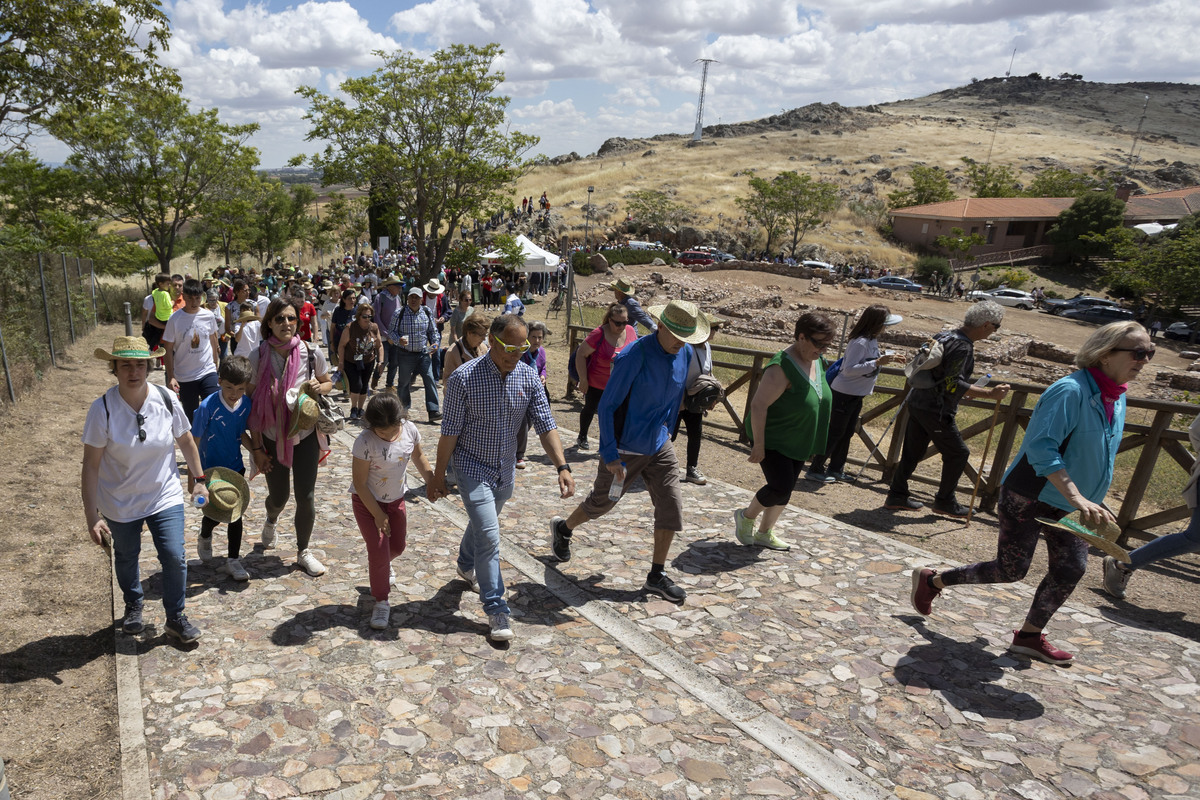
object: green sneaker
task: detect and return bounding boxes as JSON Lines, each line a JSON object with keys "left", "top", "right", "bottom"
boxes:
{"left": 754, "top": 529, "right": 791, "bottom": 551}
{"left": 733, "top": 509, "right": 755, "bottom": 545}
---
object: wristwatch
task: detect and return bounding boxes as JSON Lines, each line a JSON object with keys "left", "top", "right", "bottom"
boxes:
{"left": 556, "top": 464, "right": 572, "bottom": 473}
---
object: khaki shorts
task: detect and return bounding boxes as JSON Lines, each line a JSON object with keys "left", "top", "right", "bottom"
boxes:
{"left": 577, "top": 442, "right": 684, "bottom": 531}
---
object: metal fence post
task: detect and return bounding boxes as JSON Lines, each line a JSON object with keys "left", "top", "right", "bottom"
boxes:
{"left": 123, "top": 303, "right": 134, "bottom": 335}
{"left": 0, "top": 319, "right": 16, "bottom": 403}
{"left": 37, "top": 254, "right": 57, "bottom": 367}
{"left": 62, "top": 253, "right": 77, "bottom": 343}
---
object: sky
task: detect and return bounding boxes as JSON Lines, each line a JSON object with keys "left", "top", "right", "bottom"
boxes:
{"left": 31, "top": 0, "right": 1200, "bottom": 168}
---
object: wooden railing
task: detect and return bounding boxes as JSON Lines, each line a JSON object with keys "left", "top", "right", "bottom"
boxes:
{"left": 951, "top": 245, "right": 1054, "bottom": 271}
{"left": 564, "top": 323, "right": 1199, "bottom": 546}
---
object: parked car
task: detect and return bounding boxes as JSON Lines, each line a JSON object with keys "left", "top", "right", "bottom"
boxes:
{"left": 802, "top": 260, "right": 835, "bottom": 272}
{"left": 966, "top": 288, "right": 1037, "bottom": 310}
{"left": 678, "top": 250, "right": 716, "bottom": 265}
{"left": 1165, "top": 321, "right": 1200, "bottom": 341}
{"left": 713, "top": 250, "right": 737, "bottom": 262}
{"left": 1059, "top": 306, "right": 1135, "bottom": 325}
{"left": 860, "top": 276, "right": 924, "bottom": 293}
{"left": 1043, "top": 296, "right": 1120, "bottom": 316}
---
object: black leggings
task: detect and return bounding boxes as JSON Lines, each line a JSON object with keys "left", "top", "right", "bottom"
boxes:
{"left": 344, "top": 359, "right": 375, "bottom": 396}
{"left": 263, "top": 434, "right": 320, "bottom": 551}
{"left": 811, "top": 390, "right": 864, "bottom": 474}
{"left": 754, "top": 448, "right": 805, "bottom": 508}
{"left": 671, "top": 409, "right": 703, "bottom": 470}
{"left": 201, "top": 516, "right": 244, "bottom": 558}
{"left": 578, "top": 385, "right": 605, "bottom": 439}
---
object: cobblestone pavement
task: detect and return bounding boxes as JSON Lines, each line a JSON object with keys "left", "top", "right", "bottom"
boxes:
{"left": 128, "top": 418, "right": 1200, "bottom": 800}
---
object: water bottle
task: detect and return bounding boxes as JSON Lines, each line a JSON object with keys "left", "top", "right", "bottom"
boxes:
{"left": 193, "top": 494, "right": 207, "bottom": 508}
{"left": 608, "top": 463, "right": 626, "bottom": 502}
{"left": 973, "top": 373, "right": 992, "bottom": 388}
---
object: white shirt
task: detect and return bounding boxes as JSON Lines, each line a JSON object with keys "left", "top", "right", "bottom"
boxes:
{"left": 234, "top": 320, "right": 261, "bottom": 358}
{"left": 351, "top": 423, "right": 420, "bottom": 503}
{"left": 255, "top": 295, "right": 270, "bottom": 317}
{"left": 162, "top": 308, "right": 219, "bottom": 382}
{"left": 82, "top": 385, "right": 190, "bottom": 523}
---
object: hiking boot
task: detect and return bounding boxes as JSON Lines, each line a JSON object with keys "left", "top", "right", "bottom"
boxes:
{"left": 644, "top": 572, "right": 687, "bottom": 604}
{"left": 122, "top": 601, "right": 144, "bottom": 634}
{"left": 1102, "top": 556, "right": 1132, "bottom": 600}
{"left": 805, "top": 469, "right": 835, "bottom": 484}
{"left": 549, "top": 516, "right": 572, "bottom": 563}
{"left": 488, "top": 612, "right": 514, "bottom": 641}
{"left": 684, "top": 467, "right": 707, "bottom": 485}
{"left": 370, "top": 600, "right": 390, "bottom": 630}
{"left": 1009, "top": 630, "right": 1074, "bottom": 664}
{"left": 165, "top": 614, "right": 202, "bottom": 644}
{"left": 754, "top": 529, "right": 791, "bottom": 551}
{"left": 733, "top": 509, "right": 755, "bottom": 546}
{"left": 910, "top": 568, "right": 941, "bottom": 616}
{"left": 575, "top": 436, "right": 590, "bottom": 451}
{"left": 931, "top": 499, "right": 970, "bottom": 518}
{"left": 885, "top": 496, "right": 925, "bottom": 511}
{"left": 456, "top": 564, "right": 480, "bottom": 593}
{"left": 428, "top": 411, "right": 442, "bottom": 423}
{"left": 297, "top": 549, "right": 326, "bottom": 577}
{"left": 224, "top": 558, "right": 249, "bottom": 581}
{"left": 197, "top": 534, "right": 213, "bottom": 563}
{"left": 260, "top": 520, "right": 277, "bottom": 549}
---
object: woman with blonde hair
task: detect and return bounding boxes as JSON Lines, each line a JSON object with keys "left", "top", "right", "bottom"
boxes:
{"left": 442, "top": 312, "right": 490, "bottom": 383}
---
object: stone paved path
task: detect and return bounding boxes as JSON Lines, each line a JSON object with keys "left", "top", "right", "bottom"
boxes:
{"left": 127, "top": 418, "right": 1200, "bottom": 800}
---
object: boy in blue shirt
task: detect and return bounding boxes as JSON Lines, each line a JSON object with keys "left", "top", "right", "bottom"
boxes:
{"left": 191, "top": 356, "right": 254, "bottom": 579}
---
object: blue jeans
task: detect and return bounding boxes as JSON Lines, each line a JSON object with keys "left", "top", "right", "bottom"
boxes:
{"left": 1130, "top": 503, "right": 1200, "bottom": 570}
{"left": 393, "top": 349, "right": 440, "bottom": 415}
{"left": 107, "top": 504, "right": 187, "bottom": 617}
{"left": 383, "top": 342, "right": 403, "bottom": 388}
{"left": 456, "top": 473, "right": 515, "bottom": 616}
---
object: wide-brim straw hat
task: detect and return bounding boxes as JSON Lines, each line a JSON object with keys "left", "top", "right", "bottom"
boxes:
{"left": 201, "top": 466, "right": 251, "bottom": 525}
{"left": 424, "top": 278, "right": 445, "bottom": 295}
{"left": 285, "top": 388, "right": 320, "bottom": 438}
{"left": 235, "top": 309, "right": 260, "bottom": 324}
{"left": 610, "top": 278, "right": 635, "bottom": 295}
{"left": 647, "top": 300, "right": 711, "bottom": 345}
{"left": 94, "top": 335, "right": 165, "bottom": 361}
{"left": 380, "top": 277, "right": 402, "bottom": 288}
{"left": 1036, "top": 512, "right": 1131, "bottom": 563}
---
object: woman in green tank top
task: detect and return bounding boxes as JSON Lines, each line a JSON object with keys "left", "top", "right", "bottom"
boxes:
{"left": 733, "top": 312, "right": 834, "bottom": 551}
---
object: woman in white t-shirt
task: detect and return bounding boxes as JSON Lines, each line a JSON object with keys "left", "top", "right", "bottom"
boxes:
{"left": 81, "top": 336, "right": 208, "bottom": 644}
{"left": 247, "top": 296, "right": 334, "bottom": 577}
{"left": 231, "top": 308, "right": 262, "bottom": 359}
{"left": 161, "top": 279, "right": 221, "bottom": 421}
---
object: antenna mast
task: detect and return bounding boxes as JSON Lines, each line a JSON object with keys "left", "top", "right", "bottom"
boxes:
{"left": 1125, "top": 94, "right": 1151, "bottom": 173}
{"left": 693, "top": 59, "right": 718, "bottom": 142}
{"left": 984, "top": 48, "right": 1017, "bottom": 166}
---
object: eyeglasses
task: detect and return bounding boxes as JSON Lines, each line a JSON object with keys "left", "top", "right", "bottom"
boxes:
{"left": 1112, "top": 346, "right": 1156, "bottom": 362}
{"left": 491, "top": 336, "right": 531, "bottom": 354}
{"left": 274, "top": 314, "right": 298, "bottom": 323}
{"left": 135, "top": 413, "right": 147, "bottom": 443}
{"left": 359, "top": 314, "right": 373, "bottom": 319}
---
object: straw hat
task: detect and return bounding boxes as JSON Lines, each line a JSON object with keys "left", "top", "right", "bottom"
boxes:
{"left": 647, "top": 300, "right": 711, "bottom": 345}
{"left": 285, "top": 387, "right": 319, "bottom": 438}
{"left": 1036, "top": 512, "right": 1130, "bottom": 563}
{"left": 610, "top": 278, "right": 635, "bottom": 295}
{"left": 423, "top": 278, "right": 445, "bottom": 295}
{"left": 380, "top": 277, "right": 402, "bottom": 289}
{"left": 94, "top": 335, "right": 165, "bottom": 361}
{"left": 201, "top": 466, "right": 251, "bottom": 525}
{"left": 235, "top": 309, "right": 260, "bottom": 324}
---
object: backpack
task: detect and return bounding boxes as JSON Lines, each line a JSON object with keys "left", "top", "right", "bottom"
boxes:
{"left": 903, "top": 332, "right": 949, "bottom": 389}
{"left": 101, "top": 383, "right": 175, "bottom": 428}
{"left": 824, "top": 357, "right": 844, "bottom": 385}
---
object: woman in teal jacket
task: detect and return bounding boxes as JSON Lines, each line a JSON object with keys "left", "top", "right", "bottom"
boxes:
{"left": 909, "top": 320, "right": 1153, "bottom": 664}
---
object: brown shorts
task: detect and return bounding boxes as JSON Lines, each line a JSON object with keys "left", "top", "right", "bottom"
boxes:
{"left": 577, "top": 442, "right": 684, "bottom": 531}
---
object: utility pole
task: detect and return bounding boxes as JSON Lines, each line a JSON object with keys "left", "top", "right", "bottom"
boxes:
{"left": 1125, "top": 95, "right": 1151, "bottom": 173}
{"left": 692, "top": 59, "right": 718, "bottom": 142}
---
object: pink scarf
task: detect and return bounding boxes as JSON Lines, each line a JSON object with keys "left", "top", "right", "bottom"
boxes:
{"left": 1087, "top": 366, "right": 1126, "bottom": 424}
{"left": 250, "top": 335, "right": 303, "bottom": 466}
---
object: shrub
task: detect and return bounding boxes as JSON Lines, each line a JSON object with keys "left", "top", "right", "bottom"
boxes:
{"left": 913, "top": 255, "right": 950, "bottom": 283}
{"left": 572, "top": 247, "right": 674, "bottom": 274}
{"left": 978, "top": 267, "right": 1031, "bottom": 290}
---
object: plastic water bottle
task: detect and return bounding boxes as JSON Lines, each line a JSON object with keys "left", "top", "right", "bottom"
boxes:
{"left": 192, "top": 494, "right": 206, "bottom": 508}
{"left": 608, "top": 463, "right": 626, "bottom": 502}
{"left": 973, "top": 373, "right": 992, "bottom": 388}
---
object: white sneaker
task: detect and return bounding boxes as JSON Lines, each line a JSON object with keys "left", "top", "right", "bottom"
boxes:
{"left": 456, "top": 564, "right": 480, "bottom": 593}
{"left": 197, "top": 535, "right": 213, "bottom": 563}
{"left": 261, "top": 520, "right": 277, "bottom": 549}
{"left": 389, "top": 566, "right": 397, "bottom": 586}
{"left": 370, "top": 600, "right": 390, "bottom": 630}
{"left": 297, "top": 549, "right": 326, "bottom": 576}
{"left": 224, "top": 558, "right": 249, "bottom": 581}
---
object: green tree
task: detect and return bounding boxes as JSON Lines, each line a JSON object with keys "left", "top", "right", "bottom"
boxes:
{"left": 244, "top": 181, "right": 315, "bottom": 266}
{"left": 297, "top": 43, "right": 537, "bottom": 281}
{"left": 735, "top": 176, "right": 785, "bottom": 254}
{"left": 60, "top": 90, "right": 259, "bottom": 270}
{"left": 490, "top": 233, "right": 527, "bottom": 273}
{"left": 321, "top": 193, "right": 371, "bottom": 255}
{"left": 0, "top": 0, "right": 173, "bottom": 154}
{"left": 625, "top": 189, "right": 687, "bottom": 232}
{"left": 1024, "top": 168, "right": 1112, "bottom": 198}
{"left": 961, "top": 157, "right": 1021, "bottom": 197}
{"left": 444, "top": 240, "right": 483, "bottom": 273}
{"left": 188, "top": 170, "right": 260, "bottom": 267}
{"left": 887, "top": 165, "right": 956, "bottom": 209}
{"left": 1102, "top": 221, "right": 1200, "bottom": 310}
{"left": 1046, "top": 192, "right": 1126, "bottom": 263}
{"left": 934, "top": 227, "right": 986, "bottom": 265}
{"left": 772, "top": 172, "right": 840, "bottom": 258}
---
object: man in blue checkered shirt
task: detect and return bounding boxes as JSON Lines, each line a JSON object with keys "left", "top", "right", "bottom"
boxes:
{"left": 427, "top": 314, "right": 574, "bottom": 642}
{"left": 387, "top": 287, "right": 441, "bottom": 422}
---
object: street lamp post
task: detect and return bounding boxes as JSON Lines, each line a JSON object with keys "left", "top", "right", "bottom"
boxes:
{"left": 584, "top": 185, "right": 594, "bottom": 252}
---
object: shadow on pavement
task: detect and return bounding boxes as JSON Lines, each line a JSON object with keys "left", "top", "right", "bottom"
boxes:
{"left": 0, "top": 627, "right": 112, "bottom": 684}
{"left": 671, "top": 537, "right": 773, "bottom": 575}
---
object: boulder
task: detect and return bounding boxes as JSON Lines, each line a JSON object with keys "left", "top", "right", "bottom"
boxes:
{"left": 588, "top": 253, "right": 610, "bottom": 274}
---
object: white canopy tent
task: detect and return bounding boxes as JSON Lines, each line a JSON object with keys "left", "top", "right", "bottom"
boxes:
{"left": 480, "top": 234, "right": 561, "bottom": 273}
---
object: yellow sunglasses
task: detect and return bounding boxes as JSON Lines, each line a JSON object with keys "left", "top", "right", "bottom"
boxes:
{"left": 490, "top": 334, "right": 530, "bottom": 354}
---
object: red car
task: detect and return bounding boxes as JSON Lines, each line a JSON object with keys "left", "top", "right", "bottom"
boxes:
{"left": 678, "top": 250, "right": 715, "bottom": 265}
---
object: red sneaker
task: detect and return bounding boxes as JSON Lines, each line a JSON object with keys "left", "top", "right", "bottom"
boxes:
{"left": 910, "top": 568, "right": 941, "bottom": 616}
{"left": 1009, "top": 630, "right": 1074, "bottom": 664}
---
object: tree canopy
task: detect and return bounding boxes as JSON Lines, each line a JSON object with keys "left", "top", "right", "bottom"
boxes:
{"left": 298, "top": 43, "right": 537, "bottom": 281}
{"left": 887, "top": 165, "right": 956, "bottom": 209}
{"left": 737, "top": 171, "right": 839, "bottom": 256}
{"left": 625, "top": 189, "right": 687, "bottom": 232}
{"left": 1046, "top": 192, "right": 1126, "bottom": 263}
{"left": 1101, "top": 213, "right": 1200, "bottom": 309}
{"left": 961, "top": 157, "right": 1021, "bottom": 198}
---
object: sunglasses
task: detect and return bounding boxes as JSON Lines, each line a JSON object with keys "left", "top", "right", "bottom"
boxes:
{"left": 274, "top": 314, "right": 298, "bottom": 323}
{"left": 491, "top": 335, "right": 530, "bottom": 354}
{"left": 807, "top": 336, "right": 834, "bottom": 350}
{"left": 359, "top": 314, "right": 373, "bottom": 319}
{"left": 1112, "top": 346, "right": 1155, "bottom": 362}
{"left": 135, "top": 413, "right": 147, "bottom": 443}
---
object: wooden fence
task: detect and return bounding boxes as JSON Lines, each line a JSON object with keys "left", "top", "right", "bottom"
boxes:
{"left": 564, "top": 324, "right": 1198, "bottom": 546}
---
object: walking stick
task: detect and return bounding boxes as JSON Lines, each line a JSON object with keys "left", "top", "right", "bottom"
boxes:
{"left": 966, "top": 396, "right": 1003, "bottom": 524}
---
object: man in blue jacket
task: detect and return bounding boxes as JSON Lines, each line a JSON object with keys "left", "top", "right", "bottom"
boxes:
{"left": 549, "top": 300, "right": 709, "bottom": 603}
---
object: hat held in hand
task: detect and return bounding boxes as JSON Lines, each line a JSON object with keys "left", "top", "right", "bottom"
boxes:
{"left": 1036, "top": 511, "right": 1130, "bottom": 563}
{"left": 202, "top": 467, "right": 251, "bottom": 524}
{"left": 285, "top": 387, "right": 319, "bottom": 438}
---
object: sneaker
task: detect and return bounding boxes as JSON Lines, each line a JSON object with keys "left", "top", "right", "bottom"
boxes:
{"left": 370, "top": 600, "right": 390, "bottom": 630}
{"left": 516, "top": 458, "right": 527, "bottom": 470}
{"left": 488, "top": 612, "right": 514, "bottom": 641}
{"left": 733, "top": 509, "right": 755, "bottom": 546}
{"left": 550, "top": 517, "right": 572, "bottom": 562}
{"left": 1102, "top": 556, "right": 1132, "bottom": 600}
{"left": 644, "top": 572, "right": 687, "bottom": 604}
{"left": 1009, "top": 630, "right": 1074, "bottom": 664}
{"left": 684, "top": 467, "right": 707, "bottom": 485}
{"left": 165, "top": 614, "right": 202, "bottom": 644}
{"left": 910, "top": 568, "right": 941, "bottom": 616}
{"left": 575, "top": 436, "right": 590, "bottom": 451}
{"left": 429, "top": 412, "right": 443, "bottom": 423}
{"left": 224, "top": 558, "right": 249, "bottom": 581}
{"left": 122, "top": 602, "right": 144, "bottom": 634}
{"left": 754, "top": 529, "right": 791, "bottom": 551}
{"left": 260, "top": 520, "right": 277, "bottom": 549}
{"left": 297, "top": 549, "right": 326, "bottom": 577}
{"left": 805, "top": 469, "right": 835, "bottom": 484}
{"left": 456, "top": 565, "right": 480, "bottom": 593}
{"left": 885, "top": 496, "right": 925, "bottom": 511}
{"left": 931, "top": 499, "right": 970, "bottom": 518}
{"left": 197, "top": 535, "right": 213, "bottom": 563}
{"left": 830, "top": 471, "right": 855, "bottom": 482}
{"left": 389, "top": 565, "right": 397, "bottom": 586}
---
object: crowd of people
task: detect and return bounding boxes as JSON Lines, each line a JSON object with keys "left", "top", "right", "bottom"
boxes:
{"left": 85, "top": 261, "right": 1200, "bottom": 656}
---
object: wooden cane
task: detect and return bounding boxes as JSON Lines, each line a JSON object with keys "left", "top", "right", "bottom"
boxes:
{"left": 966, "top": 397, "right": 1003, "bottom": 524}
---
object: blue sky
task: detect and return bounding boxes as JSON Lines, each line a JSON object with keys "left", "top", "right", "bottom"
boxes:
{"left": 31, "top": 0, "right": 1200, "bottom": 168}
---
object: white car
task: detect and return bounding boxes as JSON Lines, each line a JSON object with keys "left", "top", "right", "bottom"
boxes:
{"left": 967, "top": 288, "right": 1037, "bottom": 310}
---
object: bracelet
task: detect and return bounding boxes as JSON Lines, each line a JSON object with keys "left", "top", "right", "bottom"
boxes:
{"left": 194, "top": 474, "right": 206, "bottom": 482}
{"left": 250, "top": 445, "right": 263, "bottom": 451}
{"left": 556, "top": 464, "right": 572, "bottom": 473}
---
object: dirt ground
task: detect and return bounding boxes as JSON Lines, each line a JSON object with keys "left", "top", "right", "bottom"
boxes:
{"left": 3, "top": 268, "right": 1199, "bottom": 798}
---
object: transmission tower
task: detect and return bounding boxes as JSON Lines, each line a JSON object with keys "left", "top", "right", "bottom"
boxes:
{"left": 693, "top": 59, "right": 718, "bottom": 142}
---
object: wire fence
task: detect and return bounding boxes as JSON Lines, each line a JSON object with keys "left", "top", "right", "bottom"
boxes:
{"left": 0, "top": 252, "right": 99, "bottom": 410}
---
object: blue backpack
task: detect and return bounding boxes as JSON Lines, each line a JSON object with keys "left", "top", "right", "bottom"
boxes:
{"left": 824, "top": 357, "right": 843, "bottom": 384}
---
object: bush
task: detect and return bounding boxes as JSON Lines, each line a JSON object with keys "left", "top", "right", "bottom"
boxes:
{"left": 572, "top": 247, "right": 674, "bottom": 275}
{"left": 913, "top": 255, "right": 950, "bottom": 283}
{"left": 978, "top": 268, "right": 1031, "bottom": 291}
